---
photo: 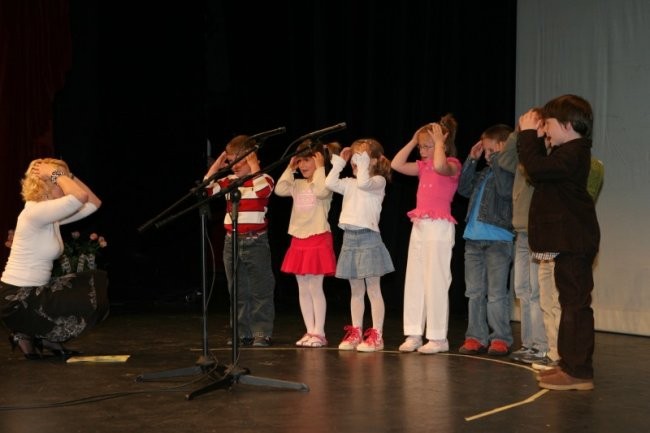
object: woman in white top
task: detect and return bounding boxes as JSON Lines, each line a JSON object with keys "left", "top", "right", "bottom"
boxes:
{"left": 0, "top": 158, "right": 108, "bottom": 359}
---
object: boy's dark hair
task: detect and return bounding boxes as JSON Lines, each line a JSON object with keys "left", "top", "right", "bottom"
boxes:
{"left": 542, "top": 94, "right": 593, "bottom": 139}
{"left": 295, "top": 140, "right": 342, "bottom": 176}
{"left": 482, "top": 124, "right": 513, "bottom": 142}
{"left": 297, "top": 139, "right": 341, "bottom": 161}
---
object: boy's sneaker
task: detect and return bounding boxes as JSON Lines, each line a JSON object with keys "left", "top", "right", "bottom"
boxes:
{"left": 459, "top": 338, "right": 487, "bottom": 355}
{"left": 357, "top": 328, "right": 384, "bottom": 352}
{"left": 509, "top": 346, "right": 533, "bottom": 361}
{"left": 295, "top": 333, "right": 311, "bottom": 347}
{"left": 417, "top": 339, "right": 449, "bottom": 354}
{"left": 227, "top": 337, "right": 254, "bottom": 346}
{"left": 338, "top": 325, "right": 362, "bottom": 351}
{"left": 532, "top": 357, "right": 560, "bottom": 371}
{"left": 253, "top": 336, "right": 272, "bottom": 347}
{"left": 398, "top": 336, "right": 423, "bottom": 352}
{"left": 487, "top": 339, "right": 510, "bottom": 356}
{"left": 520, "top": 349, "right": 549, "bottom": 364}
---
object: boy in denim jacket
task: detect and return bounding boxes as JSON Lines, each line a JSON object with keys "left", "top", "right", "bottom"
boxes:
{"left": 457, "top": 124, "right": 515, "bottom": 356}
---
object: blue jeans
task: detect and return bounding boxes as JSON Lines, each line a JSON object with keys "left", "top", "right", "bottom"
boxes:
{"left": 223, "top": 232, "right": 275, "bottom": 338}
{"left": 513, "top": 231, "right": 548, "bottom": 351}
{"left": 464, "top": 239, "right": 513, "bottom": 346}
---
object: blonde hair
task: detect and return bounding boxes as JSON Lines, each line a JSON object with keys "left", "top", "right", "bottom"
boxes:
{"left": 351, "top": 138, "right": 392, "bottom": 182}
{"left": 225, "top": 134, "right": 257, "bottom": 157}
{"left": 421, "top": 113, "right": 458, "bottom": 157}
{"left": 21, "top": 158, "right": 69, "bottom": 202}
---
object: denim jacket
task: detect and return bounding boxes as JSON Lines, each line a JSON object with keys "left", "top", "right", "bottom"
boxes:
{"left": 458, "top": 152, "right": 514, "bottom": 231}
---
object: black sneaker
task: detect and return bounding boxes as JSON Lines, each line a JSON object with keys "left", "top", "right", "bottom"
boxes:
{"left": 226, "top": 337, "right": 254, "bottom": 346}
{"left": 520, "top": 349, "right": 548, "bottom": 364}
{"left": 253, "top": 336, "right": 272, "bottom": 347}
{"left": 509, "top": 346, "right": 533, "bottom": 361}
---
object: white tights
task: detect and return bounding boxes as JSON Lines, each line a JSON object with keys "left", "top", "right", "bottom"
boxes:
{"left": 349, "top": 276, "right": 384, "bottom": 332}
{"left": 296, "top": 274, "right": 327, "bottom": 336}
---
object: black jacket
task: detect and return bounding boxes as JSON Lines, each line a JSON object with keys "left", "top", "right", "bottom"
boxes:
{"left": 517, "top": 130, "right": 600, "bottom": 255}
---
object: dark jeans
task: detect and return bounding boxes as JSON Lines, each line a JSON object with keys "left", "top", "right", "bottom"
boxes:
{"left": 555, "top": 252, "right": 596, "bottom": 379}
{"left": 223, "top": 232, "right": 275, "bottom": 338}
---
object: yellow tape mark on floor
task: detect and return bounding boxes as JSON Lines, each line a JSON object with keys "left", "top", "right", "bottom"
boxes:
{"left": 465, "top": 389, "right": 549, "bottom": 421}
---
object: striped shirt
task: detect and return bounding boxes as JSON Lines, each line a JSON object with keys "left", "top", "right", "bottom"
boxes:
{"left": 207, "top": 174, "right": 274, "bottom": 234}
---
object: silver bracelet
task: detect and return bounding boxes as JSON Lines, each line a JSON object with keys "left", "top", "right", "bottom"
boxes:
{"left": 50, "top": 170, "right": 64, "bottom": 185}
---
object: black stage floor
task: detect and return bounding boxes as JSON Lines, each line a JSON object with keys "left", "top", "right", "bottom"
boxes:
{"left": 1, "top": 299, "right": 648, "bottom": 433}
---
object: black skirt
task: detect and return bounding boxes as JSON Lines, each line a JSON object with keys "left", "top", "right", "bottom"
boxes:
{"left": 0, "top": 270, "right": 109, "bottom": 342}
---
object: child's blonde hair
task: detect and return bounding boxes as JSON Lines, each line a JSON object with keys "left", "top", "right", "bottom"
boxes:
{"left": 225, "top": 134, "right": 257, "bottom": 157}
{"left": 421, "top": 113, "right": 458, "bottom": 157}
{"left": 21, "top": 158, "right": 69, "bottom": 202}
{"left": 351, "top": 138, "right": 392, "bottom": 182}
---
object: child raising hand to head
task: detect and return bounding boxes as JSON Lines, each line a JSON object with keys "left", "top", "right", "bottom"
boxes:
{"left": 325, "top": 138, "right": 394, "bottom": 352}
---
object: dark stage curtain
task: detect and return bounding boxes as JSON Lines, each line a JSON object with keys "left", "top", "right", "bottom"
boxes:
{"left": 207, "top": 1, "right": 518, "bottom": 312}
{"left": 3, "top": 1, "right": 517, "bottom": 313}
{"left": 0, "top": 0, "right": 71, "bottom": 267}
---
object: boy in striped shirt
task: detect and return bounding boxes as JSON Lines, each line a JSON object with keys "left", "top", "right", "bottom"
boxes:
{"left": 205, "top": 135, "right": 275, "bottom": 347}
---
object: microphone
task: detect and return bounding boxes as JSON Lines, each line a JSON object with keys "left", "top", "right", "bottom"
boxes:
{"left": 248, "top": 126, "right": 287, "bottom": 142}
{"left": 299, "top": 122, "right": 347, "bottom": 141}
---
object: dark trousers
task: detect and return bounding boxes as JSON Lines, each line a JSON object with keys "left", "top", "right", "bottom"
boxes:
{"left": 554, "top": 252, "right": 596, "bottom": 379}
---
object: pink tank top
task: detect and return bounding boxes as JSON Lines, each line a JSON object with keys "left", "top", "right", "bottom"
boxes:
{"left": 406, "top": 158, "right": 461, "bottom": 223}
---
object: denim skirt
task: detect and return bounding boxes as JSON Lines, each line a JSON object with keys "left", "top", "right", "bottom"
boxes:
{"left": 336, "top": 228, "right": 394, "bottom": 279}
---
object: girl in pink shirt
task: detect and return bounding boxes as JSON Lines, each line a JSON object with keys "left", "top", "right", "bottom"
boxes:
{"left": 391, "top": 115, "right": 461, "bottom": 354}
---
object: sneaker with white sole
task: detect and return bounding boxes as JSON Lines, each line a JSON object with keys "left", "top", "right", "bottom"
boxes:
{"left": 398, "top": 336, "right": 423, "bottom": 352}
{"left": 356, "top": 328, "right": 384, "bottom": 352}
{"left": 338, "top": 325, "right": 362, "bottom": 350}
{"left": 520, "top": 349, "right": 549, "bottom": 364}
{"left": 417, "top": 339, "right": 449, "bottom": 354}
{"left": 532, "top": 357, "right": 560, "bottom": 371}
{"left": 509, "top": 346, "right": 533, "bottom": 361}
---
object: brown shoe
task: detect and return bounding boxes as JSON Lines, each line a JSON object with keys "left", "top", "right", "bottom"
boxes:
{"left": 538, "top": 369, "right": 594, "bottom": 391}
{"left": 535, "top": 366, "right": 561, "bottom": 381}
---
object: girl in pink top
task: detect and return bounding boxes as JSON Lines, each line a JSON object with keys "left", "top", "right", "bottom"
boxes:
{"left": 391, "top": 114, "right": 461, "bottom": 354}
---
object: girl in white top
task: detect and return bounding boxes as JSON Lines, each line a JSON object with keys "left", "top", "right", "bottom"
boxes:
{"left": 325, "top": 138, "right": 394, "bottom": 352}
{"left": 275, "top": 140, "right": 340, "bottom": 348}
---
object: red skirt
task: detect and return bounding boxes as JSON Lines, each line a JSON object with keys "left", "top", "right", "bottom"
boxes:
{"left": 281, "top": 232, "right": 336, "bottom": 276}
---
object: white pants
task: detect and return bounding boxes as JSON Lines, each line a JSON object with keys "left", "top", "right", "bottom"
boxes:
{"left": 402, "top": 219, "right": 455, "bottom": 340}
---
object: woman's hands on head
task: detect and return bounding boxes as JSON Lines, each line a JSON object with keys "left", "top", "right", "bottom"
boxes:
{"left": 32, "top": 161, "right": 67, "bottom": 181}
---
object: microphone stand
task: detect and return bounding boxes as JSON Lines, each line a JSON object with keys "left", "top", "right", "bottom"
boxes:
{"left": 135, "top": 176, "right": 229, "bottom": 384}
{"left": 135, "top": 134, "right": 313, "bottom": 399}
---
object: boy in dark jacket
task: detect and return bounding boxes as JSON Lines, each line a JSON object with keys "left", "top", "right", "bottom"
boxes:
{"left": 517, "top": 94, "right": 600, "bottom": 391}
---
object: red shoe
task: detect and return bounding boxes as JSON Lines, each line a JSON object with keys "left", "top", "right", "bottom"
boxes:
{"left": 458, "top": 338, "right": 487, "bottom": 355}
{"left": 338, "top": 325, "right": 362, "bottom": 351}
{"left": 487, "top": 339, "right": 510, "bottom": 356}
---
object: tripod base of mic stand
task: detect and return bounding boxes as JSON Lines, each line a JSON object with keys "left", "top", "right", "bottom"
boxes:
{"left": 186, "top": 364, "right": 310, "bottom": 400}
{"left": 135, "top": 356, "right": 215, "bottom": 382}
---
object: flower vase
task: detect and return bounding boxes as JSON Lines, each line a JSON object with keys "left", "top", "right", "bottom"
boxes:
{"left": 60, "top": 254, "right": 72, "bottom": 274}
{"left": 86, "top": 253, "right": 97, "bottom": 270}
{"left": 76, "top": 253, "right": 87, "bottom": 272}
